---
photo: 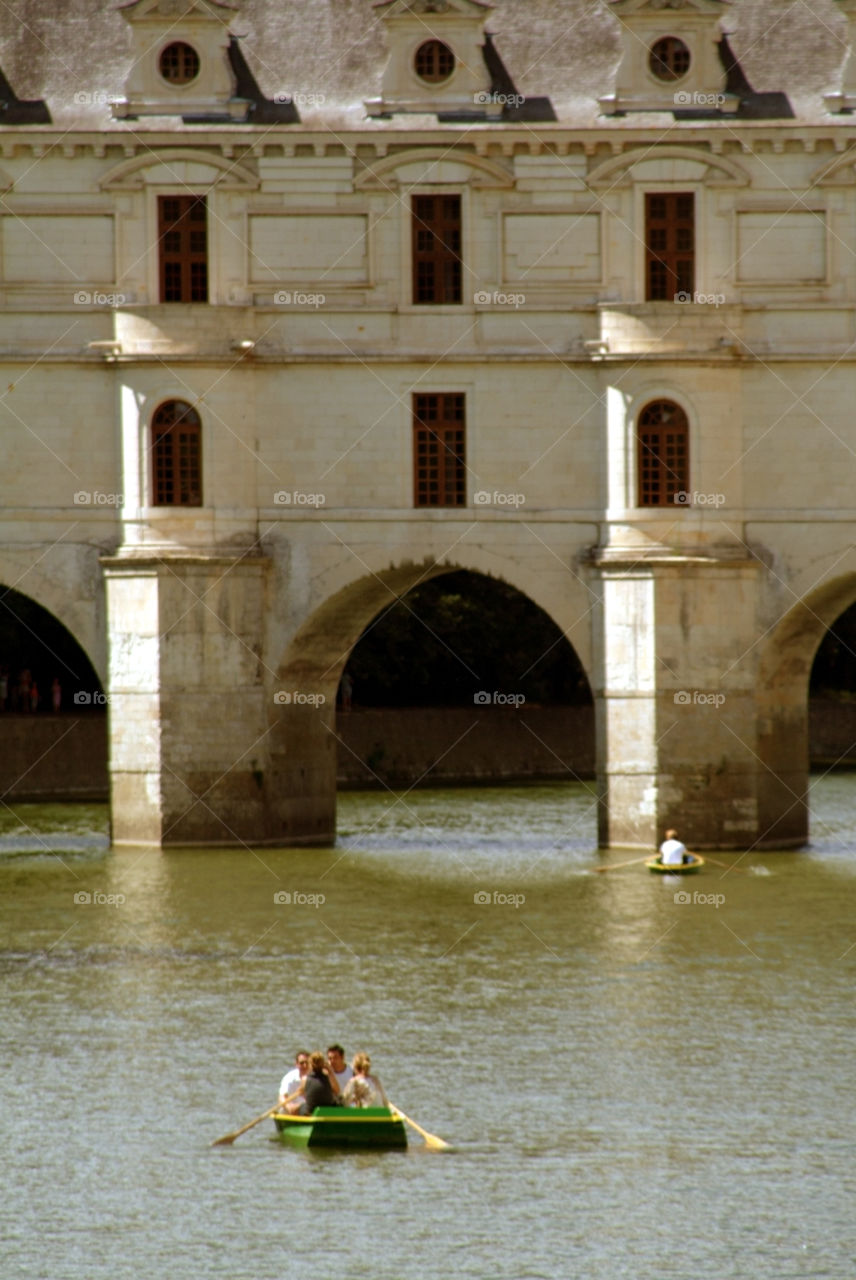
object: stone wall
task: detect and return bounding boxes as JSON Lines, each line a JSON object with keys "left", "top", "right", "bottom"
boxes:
{"left": 0, "top": 714, "right": 108, "bottom": 801}
{"left": 336, "top": 706, "right": 595, "bottom": 788}
{"left": 809, "top": 698, "right": 856, "bottom": 766}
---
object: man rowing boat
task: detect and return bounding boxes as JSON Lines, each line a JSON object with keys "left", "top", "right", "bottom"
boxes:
{"left": 659, "top": 828, "right": 689, "bottom": 866}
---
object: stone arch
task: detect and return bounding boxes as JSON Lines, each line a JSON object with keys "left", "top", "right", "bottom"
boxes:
{"left": 0, "top": 552, "right": 106, "bottom": 684}
{"left": 0, "top": 579, "right": 107, "bottom": 801}
{"left": 756, "top": 572, "right": 856, "bottom": 847}
{"left": 266, "top": 558, "right": 595, "bottom": 844}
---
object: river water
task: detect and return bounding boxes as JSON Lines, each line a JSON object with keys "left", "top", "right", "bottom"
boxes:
{"left": 2, "top": 779, "right": 855, "bottom": 1280}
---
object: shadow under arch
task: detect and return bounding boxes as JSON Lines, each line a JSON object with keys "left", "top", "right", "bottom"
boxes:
{"left": 0, "top": 583, "right": 108, "bottom": 801}
{"left": 268, "top": 561, "right": 595, "bottom": 845}
{"left": 756, "top": 572, "right": 856, "bottom": 847}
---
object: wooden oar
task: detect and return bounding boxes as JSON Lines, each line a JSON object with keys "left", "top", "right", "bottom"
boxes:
{"left": 590, "top": 854, "right": 653, "bottom": 873}
{"left": 389, "top": 1102, "right": 451, "bottom": 1151}
{"left": 211, "top": 1103, "right": 279, "bottom": 1147}
{"left": 700, "top": 854, "right": 751, "bottom": 874}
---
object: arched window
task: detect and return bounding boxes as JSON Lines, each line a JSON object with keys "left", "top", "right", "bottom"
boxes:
{"left": 637, "top": 400, "right": 689, "bottom": 507}
{"left": 151, "top": 401, "right": 202, "bottom": 506}
{"left": 414, "top": 40, "right": 455, "bottom": 83}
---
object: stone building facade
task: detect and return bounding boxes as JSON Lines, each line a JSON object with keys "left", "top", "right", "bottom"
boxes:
{"left": 1, "top": 0, "right": 856, "bottom": 848}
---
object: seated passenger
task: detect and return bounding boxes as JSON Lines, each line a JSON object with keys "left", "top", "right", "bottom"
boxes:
{"left": 283, "top": 1050, "right": 341, "bottom": 1114}
{"left": 342, "top": 1052, "right": 388, "bottom": 1108}
{"left": 659, "top": 828, "right": 688, "bottom": 866}
{"left": 278, "top": 1050, "right": 310, "bottom": 1114}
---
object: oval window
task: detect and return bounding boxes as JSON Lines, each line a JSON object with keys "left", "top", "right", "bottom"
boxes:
{"left": 649, "top": 37, "right": 691, "bottom": 83}
{"left": 414, "top": 40, "right": 455, "bottom": 84}
{"left": 159, "top": 42, "right": 201, "bottom": 86}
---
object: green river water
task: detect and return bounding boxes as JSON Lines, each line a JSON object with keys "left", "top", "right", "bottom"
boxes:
{"left": 2, "top": 779, "right": 855, "bottom": 1279}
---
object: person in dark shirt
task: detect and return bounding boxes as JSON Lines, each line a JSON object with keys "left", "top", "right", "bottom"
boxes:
{"left": 283, "top": 1050, "right": 341, "bottom": 1113}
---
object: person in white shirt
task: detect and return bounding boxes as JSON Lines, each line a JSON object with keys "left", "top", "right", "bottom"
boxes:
{"left": 326, "top": 1044, "right": 354, "bottom": 1094}
{"left": 278, "top": 1050, "right": 310, "bottom": 1114}
{"left": 342, "top": 1052, "right": 388, "bottom": 1108}
{"left": 659, "top": 829, "right": 688, "bottom": 866}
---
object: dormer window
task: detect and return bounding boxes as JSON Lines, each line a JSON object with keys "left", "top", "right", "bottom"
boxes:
{"left": 159, "top": 42, "right": 201, "bottom": 86}
{"left": 415, "top": 40, "right": 455, "bottom": 83}
{"left": 649, "top": 37, "right": 691, "bottom": 83}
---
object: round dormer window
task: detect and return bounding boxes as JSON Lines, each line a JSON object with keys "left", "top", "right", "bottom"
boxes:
{"left": 649, "top": 37, "right": 691, "bottom": 82}
{"left": 159, "top": 42, "right": 201, "bottom": 86}
{"left": 414, "top": 40, "right": 455, "bottom": 84}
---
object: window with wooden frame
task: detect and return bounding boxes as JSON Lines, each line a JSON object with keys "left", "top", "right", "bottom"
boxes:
{"left": 152, "top": 400, "right": 203, "bottom": 506}
{"left": 158, "top": 195, "right": 208, "bottom": 303}
{"left": 413, "top": 393, "right": 466, "bottom": 507}
{"left": 645, "top": 192, "right": 694, "bottom": 301}
{"left": 414, "top": 39, "right": 455, "bottom": 83}
{"left": 412, "top": 195, "right": 462, "bottom": 305}
{"left": 649, "top": 37, "right": 691, "bottom": 82}
{"left": 637, "top": 400, "right": 689, "bottom": 507}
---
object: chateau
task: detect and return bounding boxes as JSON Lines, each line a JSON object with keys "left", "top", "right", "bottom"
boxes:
{"left": 2, "top": 0, "right": 856, "bottom": 849}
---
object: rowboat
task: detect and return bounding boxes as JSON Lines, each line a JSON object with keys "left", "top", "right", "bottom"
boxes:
{"left": 646, "top": 853, "right": 705, "bottom": 874}
{"left": 271, "top": 1106, "right": 408, "bottom": 1150}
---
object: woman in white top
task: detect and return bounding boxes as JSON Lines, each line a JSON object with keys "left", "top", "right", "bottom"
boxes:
{"left": 342, "top": 1052, "right": 388, "bottom": 1108}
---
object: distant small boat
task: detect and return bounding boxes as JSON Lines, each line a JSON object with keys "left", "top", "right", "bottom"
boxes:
{"left": 646, "top": 853, "right": 705, "bottom": 875}
{"left": 272, "top": 1106, "right": 408, "bottom": 1150}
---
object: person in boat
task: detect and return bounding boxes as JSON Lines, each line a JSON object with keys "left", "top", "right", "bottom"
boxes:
{"left": 282, "top": 1050, "right": 343, "bottom": 1114}
{"left": 342, "top": 1052, "right": 388, "bottom": 1108}
{"left": 659, "top": 828, "right": 689, "bottom": 866}
{"left": 326, "top": 1043, "right": 354, "bottom": 1093}
{"left": 278, "top": 1049, "right": 310, "bottom": 1114}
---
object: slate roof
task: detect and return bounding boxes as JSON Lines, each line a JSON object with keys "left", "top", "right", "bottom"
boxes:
{"left": 0, "top": 0, "right": 849, "bottom": 130}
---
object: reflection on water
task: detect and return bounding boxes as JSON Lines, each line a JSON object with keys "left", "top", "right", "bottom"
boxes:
{"left": 2, "top": 779, "right": 855, "bottom": 1279}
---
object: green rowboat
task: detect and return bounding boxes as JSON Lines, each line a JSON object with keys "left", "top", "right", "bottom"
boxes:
{"left": 272, "top": 1106, "right": 408, "bottom": 1150}
{"left": 646, "top": 853, "right": 705, "bottom": 875}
